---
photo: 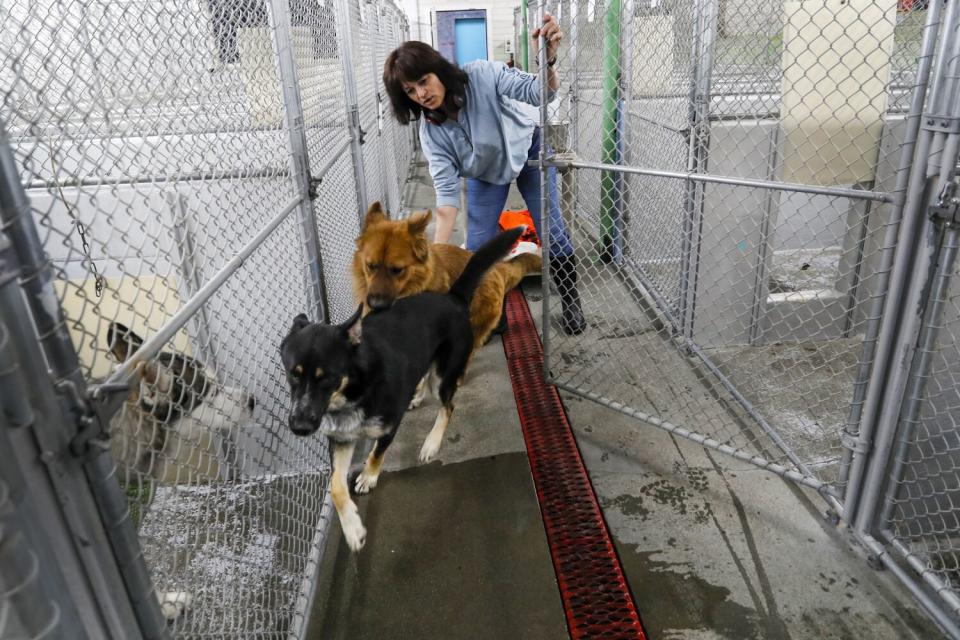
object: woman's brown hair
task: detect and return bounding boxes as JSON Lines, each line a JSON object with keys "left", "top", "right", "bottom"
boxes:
{"left": 383, "top": 41, "right": 468, "bottom": 125}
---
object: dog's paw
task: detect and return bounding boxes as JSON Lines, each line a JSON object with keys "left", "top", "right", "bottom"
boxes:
{"left": 354, "top": 469, "right": 379, "bottom": 494}
{"left": 419, "top": 433, "right": 443, "bottom": 463}
{"left": 408, "top": 395, "right": 424, "bottom": 410}
{"left": 340, "top": 506, "right": 367, "bottom": 552}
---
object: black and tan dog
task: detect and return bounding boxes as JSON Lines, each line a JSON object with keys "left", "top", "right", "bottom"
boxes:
{"left": 280, "top": 227, "right": 523, "bottom": 552}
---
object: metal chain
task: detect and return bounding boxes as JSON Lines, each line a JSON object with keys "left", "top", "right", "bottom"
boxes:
{"left": 48, "top": 153, "right": 103, "bottom": 297}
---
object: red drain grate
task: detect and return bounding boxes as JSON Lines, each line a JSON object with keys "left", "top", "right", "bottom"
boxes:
{"left": 501, "top": 288, "right": 647, "bottom": 640}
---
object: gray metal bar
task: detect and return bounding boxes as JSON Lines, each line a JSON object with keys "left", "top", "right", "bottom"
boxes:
{"left": 335, "top": 0, "right": 369, "bottom": 220}
{"left": 851, "top": 0, "right": 960, "bottom": 532}
{"left": 538, "top": 0, "right": 553, "bottom": 372}
{"left": 881, "top": 530, "right": 960, "bottom": 620}
{"left": 878, "top": 224, "right": 960, "bottom": 528}
{"left": 268, "top": 0, "right": 330, "bottom": 325}
{"left": 552, "top": 380, "right": 832, "bottom": 493}
{"left": 169, "top": 193, "right": 217, "bottom": 368}
{"left": 26, "top": 167, "right": 291, "bottom": 191}
{"left": 548, "top": 158, "right": 893, "bottom": 202}
{"left": 837, "top": 0, "right": 946, "bottom": 495}
{"left": 568, "top": 0, "right": 579, "bottom": 153}
{"left": 856, "top": 531, "right": 960, "bottom": 638}
{"left": 0, "top": 476, "right": 62, "bottom": 639}
{"left": 0, "top": 118, "right": 168, "bottom": 639}
{"left": 678, "top": 0, "right": 719, "bottom": 340}
{"left": 748, "top": 125, "right": 780, "bottom": 344}
{"left": 97, "top": 194, "right": 302, "bottom": 393}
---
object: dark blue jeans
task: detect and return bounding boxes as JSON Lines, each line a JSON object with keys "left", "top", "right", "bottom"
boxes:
{"left": 465, "top": 128, "right": 574, "bottom": 258}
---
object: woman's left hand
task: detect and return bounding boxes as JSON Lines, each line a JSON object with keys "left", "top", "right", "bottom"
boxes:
{"left": 531, "top": 13, "right": 563, "bottom": 62}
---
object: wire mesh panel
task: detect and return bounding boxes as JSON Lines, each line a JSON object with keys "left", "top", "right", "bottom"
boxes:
{"left": 1, "top": 0, "right": 412, "bottom": 637}
{"left": 539, "top": 0, "right": 931, "bottom": 496}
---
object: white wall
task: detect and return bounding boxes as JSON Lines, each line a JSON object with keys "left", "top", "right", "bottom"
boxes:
{"left": 400, "top": 0, "right": 519, "bottom": 63}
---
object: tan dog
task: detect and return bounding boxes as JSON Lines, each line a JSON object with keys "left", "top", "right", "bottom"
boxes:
{"left": 352, "top": 202, "right": 541, "bottom": 351}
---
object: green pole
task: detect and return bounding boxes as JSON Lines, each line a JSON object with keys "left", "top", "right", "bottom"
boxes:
{"left": 598, "top": 0, "right": 622, "bottom": 258}
{"left": 521, "top": 0, "right": 529, "bottom": 71}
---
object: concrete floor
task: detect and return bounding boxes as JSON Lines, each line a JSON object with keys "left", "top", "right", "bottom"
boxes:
{"left": 306, "top": 158, "right": 944, "bottom": 639}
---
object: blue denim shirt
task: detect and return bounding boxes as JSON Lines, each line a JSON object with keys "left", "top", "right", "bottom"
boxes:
{"left": 419, "top": 60, "right": 552, "bottom": 209}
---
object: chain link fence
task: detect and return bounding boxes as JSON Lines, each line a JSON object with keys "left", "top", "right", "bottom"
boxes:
{"left": 529, "top": 0, "right": 960, "bottom": 633}
{"left": 0, "top": 0, "right": 412, "bottom": 637}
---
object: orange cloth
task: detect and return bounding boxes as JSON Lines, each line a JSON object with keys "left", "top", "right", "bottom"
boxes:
{"left": 498, "top": 210, "right": 540, "bottom": 246}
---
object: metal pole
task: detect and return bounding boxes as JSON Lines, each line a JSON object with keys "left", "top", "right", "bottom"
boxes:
{"left": 547, "top": 157, "right": 893, "bottom": 201}
{"left": 169, "top": 193, "right": 217, "bottom": 368}
{"left": 850, "top": 0, "right": 960, "bottom": 531}
{"left": 268, "top": 0, "right": 330, "bottom": 324}
{"left": 838, "top": 0, "right": 943, "bottom": 493}
{"left": 522, "top": 0, "right": 530, "bottom": 71}
{"left": 877, "top": 224, "right": 960, "bottom": 528}
{"left": 597, "top": 0, "right": 622, "bottom": 262}
{"left": 678, "top": 0, "right": 719, "bottom": 341}
{"left": 748, "top": 126, "right": 780, "bottom": 344}
{"left": 567, "top": 0, "right": 579, "bottom": 154}
{"left": 539, "top": 0, "right": 552, "bottom": 370}
{"left": 335, "top": 0, "right": 370, "bottom": 220}
{"left": 0, "top": 119, "right": 168, "bottom": 639}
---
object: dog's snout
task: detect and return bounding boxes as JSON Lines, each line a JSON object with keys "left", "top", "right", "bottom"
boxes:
{"left": 246, "top": 394, "right": 257, "bottom": 414}
{"left": 289, "top": 412, "right": 319, "bottom": 436}
{"left": 367, "top": 294, "right": 393, "bottom": 310}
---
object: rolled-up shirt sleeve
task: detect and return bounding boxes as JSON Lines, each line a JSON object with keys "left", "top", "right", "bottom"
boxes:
{"left": 420, "top": 128, "right": 461, "bottom": 209}
{"left": 492, "top": 61, "right": 555, "bottom": 106}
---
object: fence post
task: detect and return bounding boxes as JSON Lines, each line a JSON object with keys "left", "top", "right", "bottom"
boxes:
{"left": 837, "top": 0, "right": 944, "bottom": 499}
{"left": 678, "top": 0, "right": 719, "bottom": 340}
{"left": 0, "top": 119, "right": 168, "bottom": 639}
{"left": 267, "top": 0, "right": 330, "bottom": 324}
{"left": 335, "top": 0, "right": 370, "bottom": 220}
{"left": 848, "top": 0, "right": 960, "bottom": 533}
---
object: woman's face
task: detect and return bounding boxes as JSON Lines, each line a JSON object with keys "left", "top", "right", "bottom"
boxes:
{"left": 401, "top": 73, "right": 446, "bottom": 111}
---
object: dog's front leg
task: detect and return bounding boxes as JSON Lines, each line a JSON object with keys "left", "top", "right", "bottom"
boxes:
{"left": 330, "top": 440, "right": 366, "bottom": 552}
{"left": 419, "top": 404, "right": 452, "bottom": 463}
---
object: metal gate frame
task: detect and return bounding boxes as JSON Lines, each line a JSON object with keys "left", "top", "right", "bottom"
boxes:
{"left": 534, "top": 0, "right": 960, "bottom": 634}
{"left": 0, "top": 0, "right": 412, "bottom": 638}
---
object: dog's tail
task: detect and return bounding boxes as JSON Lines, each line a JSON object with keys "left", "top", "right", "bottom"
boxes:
{"left": 448, "top": 227, "right": 525, "bottom": 305}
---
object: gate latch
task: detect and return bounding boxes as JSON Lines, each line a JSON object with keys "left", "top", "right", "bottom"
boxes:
{"left": 931, "top": 182, "right": 960, "bottom": 224}
{"left": 58, "top": 380, "right": 129, "bottom": 458}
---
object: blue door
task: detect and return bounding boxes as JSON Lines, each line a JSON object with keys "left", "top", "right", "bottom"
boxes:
{"left": 454, "top": 17, "right": 487, "bottom": 65}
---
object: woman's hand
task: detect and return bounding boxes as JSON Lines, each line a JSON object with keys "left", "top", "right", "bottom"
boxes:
{"left": 531, "top": 13, "right": 563, "bottom": 63}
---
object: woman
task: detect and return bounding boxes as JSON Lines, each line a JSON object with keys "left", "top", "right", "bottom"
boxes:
{"left": 382, "top": 14, "right": 585, "bottom": 335}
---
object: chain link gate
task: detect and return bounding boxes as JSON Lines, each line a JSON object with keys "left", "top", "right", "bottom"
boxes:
{"left": 531, "top": 0, "right": 960, "bottom": 633}
{"left": 0, "top": 0, "right": 412, "bottom": 638}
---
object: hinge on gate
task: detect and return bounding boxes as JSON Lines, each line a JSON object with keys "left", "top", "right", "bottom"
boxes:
{"left": 923, "top": 115, "right": 960, "bottom": 135}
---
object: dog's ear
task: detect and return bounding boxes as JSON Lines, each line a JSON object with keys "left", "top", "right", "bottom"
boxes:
{"left": 406, "top": 210, "right": 431, "bottom": 237}
{"left": 362, "top": 202, "right": 387, "bottom": 231}
{"left": 290, "top": 313, "right": 311, "bottom": 331}
{"left": 107, "top": 322, "right": 144, "bottom": 362}
{"left": 340, "top": 304, "right": 363, "bottom": 345}
{"left": 407, "top": 210, "right": 432, "bottom": 261}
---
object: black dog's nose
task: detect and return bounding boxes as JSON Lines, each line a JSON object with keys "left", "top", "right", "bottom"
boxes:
{"left": 289, "top": 412, "right": 319, "bottom": 436}
{"left": 367, "top": 294, "right": 392, "bottom": 310}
